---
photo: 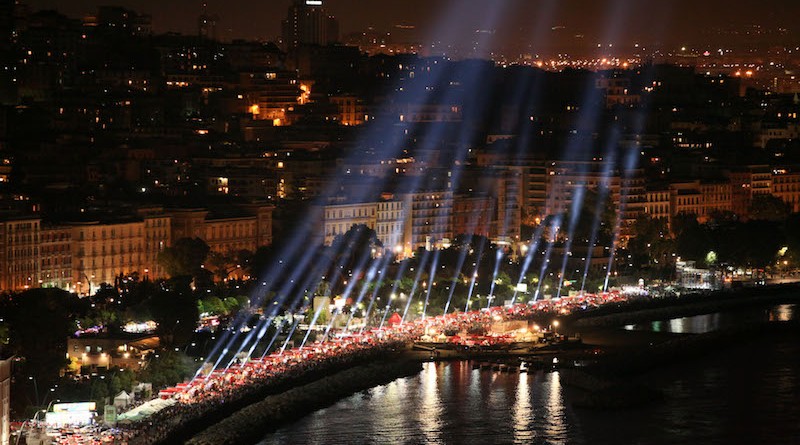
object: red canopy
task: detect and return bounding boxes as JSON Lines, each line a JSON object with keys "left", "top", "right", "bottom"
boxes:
{"left": 387, "top": 312, "right": 402, "bottom": 326}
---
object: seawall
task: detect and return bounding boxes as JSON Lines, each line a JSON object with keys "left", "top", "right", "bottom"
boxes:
{"left": 185, "top": 359, "right": 423, "bottom": 445}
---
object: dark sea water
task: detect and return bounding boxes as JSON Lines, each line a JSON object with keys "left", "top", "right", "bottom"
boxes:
{"left": 259, "top": 305, "right": 800, "bottom": 445}
{"left": 622, "top": 304, "right": 797, "bottom": 334}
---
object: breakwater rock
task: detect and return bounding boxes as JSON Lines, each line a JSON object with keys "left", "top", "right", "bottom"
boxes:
{"left": 186, "top": 359, "right": 423, "bottom": 445}
{"left": 141, "top": 345, "right": 410, "bottom": 445}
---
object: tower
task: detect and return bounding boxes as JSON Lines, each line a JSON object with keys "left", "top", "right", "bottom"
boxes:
{"left": 281, "top": 0, "right": 339, "bottom": 51}
{"left": 198, "top": 2, "right": 219, "bottom": 40}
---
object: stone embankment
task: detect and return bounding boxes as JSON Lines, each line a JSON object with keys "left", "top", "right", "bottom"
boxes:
{"left": 186, "top": 359, "right": 423, "bottom": 445}
{"left": 146, "top": 346, "right": 412, "bottom": 445}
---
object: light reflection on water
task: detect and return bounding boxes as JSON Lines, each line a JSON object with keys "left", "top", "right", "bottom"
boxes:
{"left": 419, "top": 362, "right": 443, "bottom": 444}
{"left": 258, "top": 305, "right": 799, "bottom": 445}
{"left": 259, "top": 337, "right": 800, "bottom": 445}
{"left": 623, "top": 304, "right": 797, "bottom": 334}
{"left": 259, "top": 362, "right": 579, "bottom": 445}
{"left": 513, "top": 372, "right": 532, "bottom": 444}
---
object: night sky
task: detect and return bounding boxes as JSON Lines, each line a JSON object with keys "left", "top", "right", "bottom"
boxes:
{"left": 24, "top": 0, "right": 800, "bottom": 52}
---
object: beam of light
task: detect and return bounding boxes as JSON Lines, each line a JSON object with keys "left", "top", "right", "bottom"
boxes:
{"left": 212, "top": 210, "right": 382, "bottom": 372}
{"left": 510, "top": 225, "right": 545, "bottom": 305}
{"left": 534, "top": 215, "right": 562, "bottom": 301}
{"left": 462, "top": 239, "right": 486, "bottom": 312}
{"left": 210, "top": 245, "right": 332, "bottom": 372}
{"left": 406, "top": 0, "right": 515, "bottom": 316}
{"left": 202, "top": 231, "right": 323, "bottom": 372}
{"left": 442, "top": 245, "right": 468, "bottom": 314}
{"left": 421, "top": 250, "right": 440, "bottom": 320}
{"left": 379, "top": 257, "right": 413, "bottom": 330}
{"left": 377, "top": 298, "right": 393, "bottom": 330}
{"left": 547, "top": 0, "right": 639, "bottom": 301}
{"left": 315, "top": 245, "right": 373, "bottom": 345}
{"left": 198, "top": 0, "right": 497, "bottom": 373}
{"left": 464, "top": 269, "right": 478, "bottom": 313}
{"left": 242, "top": 322, "right": 270, "bottom": 364}
{"left": 245, "top": 245, "right": 347, "bottom": 364}
{"left": 604, "top": 62, "right": 656, "bottom": 291}
{"left": 260, "top": 318, "right": 288, "bottom": 359}
{"left": 486, "top": 248, "right": 504, "bottom": 308}
{"left": 402, "top": 250, "right": 432, "bottom": 322}
{"left": 279, "top": 315, "right": 304, "bottom": 355}
{"left": 442, "top": 253, "right": 465, "bottom": 314}
{"left": 435, "top": 57, "right": 507, "bottom": 316}
{"left": 604, "top": 146, "right": 640, "bottom": 291}
{"left": 203, "top": 0, "right": 512, "bottom": 372}
{"left": 298, "top": 300, "right": 328, "bottom": 351}
{"left": 580, "top": 127, "right": 620, "bottom": 293}
{"left": 556, "top": 185, "right": 585, "bottom": 298}
{"left": 358, "top": 254, "right": 395, "bottom": 333}
{"left": 224, "top": 321, "right": 264, "bottom": 370}
{"left": 345, "top": 254, "right": 390, "bottom": 330}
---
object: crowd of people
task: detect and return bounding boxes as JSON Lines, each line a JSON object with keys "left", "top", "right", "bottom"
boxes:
{"left": 38, "top": 291, "right": 626, "bottom": 444}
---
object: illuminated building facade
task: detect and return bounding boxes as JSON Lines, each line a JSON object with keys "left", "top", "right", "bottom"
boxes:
{"left": 397, "top": 190, "right": 453, "bottom": 250}
{"left": 167, "top": 205, "right": 274, "bottom": 264}
{"left": 727, "top": 166, "right": 773, "bottom": 220}
{"left": 0, "top": 218, "right": 40, "bottom": 291}
{"left": 39, "top": 225, "right": 72, "bottom": 290}
{"left": 330, "top": 95, "right": 367, "bottom": 126}
{"left": 70, "top": 220, "right": 147, "bottom": 295}
{"left": 771, "top": 169, "right": 800, "bottom": 213}
{"left": 322, "top": 201, "right": 377, "bottom": 246}
{"left": 138, "top": 208, "right": 172, "bottom": 280}
{"left": 643, "top": 188, "right": 671, "bottom": 221}
{"left": 375, "top": 200, "right": 407, "bottom": 255}
{"left": 452, "top": 195, "right": 494, "bottom": 238}
{"left": 239, "top": 70, "right": 302, "bottom": 125}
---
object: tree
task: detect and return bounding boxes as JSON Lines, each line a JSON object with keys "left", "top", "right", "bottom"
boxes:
{"left": 629, "top": 216, "right": 672, "bottom": 269}
{"left": 450, "top": 234, "right": 491, "bottom": 252}
{"left": 736, "top": 220, "right": 785, "bottom": 268}
{"left": 206, "top": 249, "right": 253, "bottom": 282}
{"left": 0, "top": 322, "right": 8, "bottom": 347}
{"left": 673, "top": 213, "right": 709, "bottom": 262}
{"left": 327, "top": 225, "right": 383, "bottom": 289}
{"left": 331, "top": 224, "right": 383, "bottom": 258}
{"left": 784, "top": 214, "right": 800, "bottom": 264}
{"left": 157, "top": 237, "right": 210, "bottom": 278}
{"left": 749, "top": 194, "right": 789, "bottom": 221}
{"left": 198, "top": 296, "right": 227, "bottom": 316}
{"left": 6, "top": 289, "right": 79, "bottom": 382}
{"left": 138, "top": 350, "right": 195, "bottom": 388}
{"left": 205, "top": 251, "right": 233, "bottom": 282}
{"left": 148, "top": 278, "right": 199, "bottom": 347}
{"left": 570, "top": 188, "right": 616, "bottom": 246}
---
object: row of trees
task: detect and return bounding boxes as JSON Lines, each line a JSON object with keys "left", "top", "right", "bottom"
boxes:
{"left": 628, "top": 211, "right": 800, "bottom": 275}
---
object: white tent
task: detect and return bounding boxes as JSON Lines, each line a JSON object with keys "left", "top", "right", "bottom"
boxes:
{"left": 117, "top": 398, "right": 176, "bottom": 423}
{"left": 114, "top": 391, "right": 133, "bottom": 410}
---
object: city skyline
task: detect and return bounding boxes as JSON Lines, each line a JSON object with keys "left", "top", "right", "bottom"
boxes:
{"left": 24, "top": 0, "right": 800, "bottom": 55}
{"left": 3, "top": 0, "right": 800, "bottom": 443}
